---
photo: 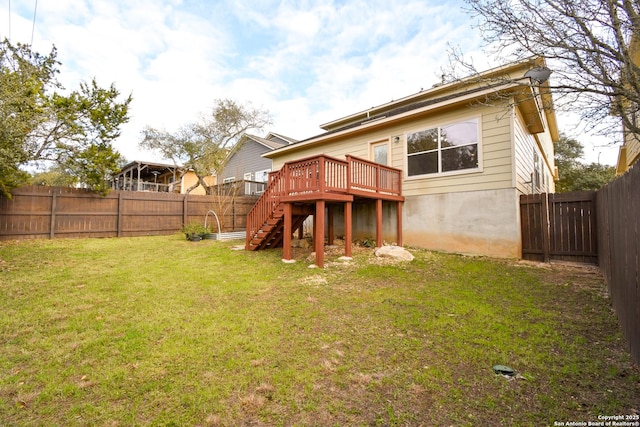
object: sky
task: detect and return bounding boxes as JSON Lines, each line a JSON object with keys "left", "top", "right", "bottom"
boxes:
{"left": 2, "top": 0, "right": 619, "bottom": 166}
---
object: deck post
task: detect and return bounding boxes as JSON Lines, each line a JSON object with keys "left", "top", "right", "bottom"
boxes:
{"left": 312, "top": 209, "right": 317, "bottom": 247}
{"left": 345, "top": 201, "right": 352, "bottom": 257}
{"left": 315, "top": 200, "right": 325, "bottom": 268}
{"left": 396, "top": 201, "right": 403, "bottom": 246}
{"left": 376, "top": 199, "right": 383, "bottom": 247}
{"left": 328, "top": 204, "right": 334, "bottom": 246}
{"left": 283, "top": 202, "right": 293, "bottom": 261}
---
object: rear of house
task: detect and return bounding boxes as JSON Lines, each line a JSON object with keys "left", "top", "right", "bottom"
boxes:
{"left": 264, "top": 57, "right": 559, "bottom": 258}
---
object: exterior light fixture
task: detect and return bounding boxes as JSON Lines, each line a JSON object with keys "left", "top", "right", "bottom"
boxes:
{"left": 393, "top": 136, "right": 401, "bottom": 144}
{"left": 524, "top": 66, "right": 552, "bottom": 85}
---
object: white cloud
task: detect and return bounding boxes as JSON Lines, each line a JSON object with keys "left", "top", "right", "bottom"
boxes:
{"left": 4, "top": 0, "right": 619, "bottom": 165}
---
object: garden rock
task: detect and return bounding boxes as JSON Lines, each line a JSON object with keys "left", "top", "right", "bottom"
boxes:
{"left": 291, "top": 238, "right": 310, "bottom": 249}
{"left": 374, "top": 245, "right": 414, "bottom": 261}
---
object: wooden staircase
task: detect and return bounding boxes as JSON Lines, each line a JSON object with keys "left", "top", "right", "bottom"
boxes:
{"left": 247, "top": 204, "right": 310, "bottom": 251}
{"left": 246, "top": 168, "right": 312, "bottom": 251}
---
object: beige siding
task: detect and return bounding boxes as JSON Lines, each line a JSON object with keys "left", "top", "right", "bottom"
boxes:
{"left": 273, "top": 103, "right": 515, "bottom": 196}
{"left": 513, "top": 108, "right": 555, "bottom": 194}
{"left": 625, "top": 132, "right": 640, "bottom": 168}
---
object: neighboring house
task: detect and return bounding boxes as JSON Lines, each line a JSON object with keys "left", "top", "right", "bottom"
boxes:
{"left": 617, "top": 132, "right": 640, "bottom": 175}
{"left": 616, "top": 34, "right": 640, "bottom": 175}
{"left": 219, "top": 132, "right": 295, "bottom": 195}
{"left": 178, "top": 170, "right": 217, "bottom": 195}
{"left": 112, "top": 161, "right": 181, "bottom": 192}
{"left": 259, "top": 57, "right": 559, "bottom": 259}
{"left": 112, "top": 161, "right": 216, "bottom": 195}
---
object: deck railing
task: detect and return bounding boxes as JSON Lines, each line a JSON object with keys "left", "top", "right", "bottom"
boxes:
{"left": 347, "top": 155, "right": 402, "bottom": 197}
{"left": 246, "top": 154, "right": 402, "bottom": 248}
{"left": 284, "top": 155, "right": 350, "bottom": 196}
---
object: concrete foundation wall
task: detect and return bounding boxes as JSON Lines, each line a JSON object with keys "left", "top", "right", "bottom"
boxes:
{"left": 403, "top": 188, "right": 521, "bottom": 258}
{"left": 314, "top": 188, "right": 520, "bottom": 258}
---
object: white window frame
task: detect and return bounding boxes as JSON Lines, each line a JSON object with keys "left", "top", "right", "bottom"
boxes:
{"left": 533, "top": 151, "right": 541, "bottom": 191}
{"left": 254, "top": 169, "right": 271, "bottom": 182}
{"left": 404, "top": 116, "right": 483, "bottom": 179}
{"left": 243, "top": 173, "right": 253, "bottom": 194}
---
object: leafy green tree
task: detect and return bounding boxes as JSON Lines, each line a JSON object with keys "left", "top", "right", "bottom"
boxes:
{"left": 30, "top": 165, "right": 77, "bottom": 187}
{"left": 0, "top": 39, "right": 132, "bottom": 197}
{"left": 555, "top": 135, "right": 615, "bottom": 192}
{"left": 140, "top": 99, "right": 271, "bottom": 194}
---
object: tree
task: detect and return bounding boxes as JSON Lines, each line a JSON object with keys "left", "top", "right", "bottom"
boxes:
{"left": 29, "top": 165, "right": 77, "bottom": 187}
{"left": 140, "top": 99, "right": 272, "bottom": 194}
{"left": 457, "top": 0, "right": 640, "bottom": 139}
{"left": 555, "top": 134, "right": 615, "bottom": 192}
{"left": 0, "top": 39, "right": 132, "bottom": 197}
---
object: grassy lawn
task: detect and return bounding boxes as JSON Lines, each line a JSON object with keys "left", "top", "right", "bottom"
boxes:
{"left": 0, "top": 235, "right": 637, "bottom": 426}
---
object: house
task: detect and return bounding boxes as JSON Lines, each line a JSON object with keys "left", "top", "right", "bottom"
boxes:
{"left": 112, "top": 161, "right": 216, "bottom": 195}
{"left": 618, "top": 130, "right": 640, "bottom": 174}
{"left": 218, "top": 132, "right": 296, "bottom": 195}
{"left": 112, "top": 161, "right": 181, "bottom": 192}
{"left": 247, "top": 57, "right": 559, "bottom": 263}
{"left": 616, "top": 34, "right": 640, "bottom": 175}
{"left": 178, "top": 170, "right": 217, "bottom": 195}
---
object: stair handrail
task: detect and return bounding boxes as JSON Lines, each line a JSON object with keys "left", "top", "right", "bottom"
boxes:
{"left": 246, "top": 168, "right": 285, "bottom": 248}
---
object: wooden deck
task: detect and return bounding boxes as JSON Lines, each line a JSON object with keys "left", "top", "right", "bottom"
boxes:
{"left": 246, "top": 154, "right": 404, "bottom": 267}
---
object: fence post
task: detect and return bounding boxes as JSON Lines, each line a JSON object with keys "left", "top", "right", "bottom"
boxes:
{"left": 49, "top": 191, "right": 57, "bottom": 239}
{"left": 542, "top": 194, "right": 550, "bottom": 262}
{"left": 117, "top": 192, "right": 124, "bottom": 237}
{"left": 183, "top": 194, "right": 188, "bottom": 225}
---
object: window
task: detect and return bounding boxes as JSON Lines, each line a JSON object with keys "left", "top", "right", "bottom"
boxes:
{"left": 371, "top": 141, "right": 389, "bottom": 165}
{"left": 407, "top": 118, "right": 479, "bottom": 176}
{"left": 243, "top": 173, "right": 253, "bottom": 194}
{"left": 255, "top": 169, "right": 271, "bottom": 182}
{"left": 533, "top": 151, "right": 541, "bottom": 190}
{"left": 223, "top": 177, "right": 235, "bottom": 184}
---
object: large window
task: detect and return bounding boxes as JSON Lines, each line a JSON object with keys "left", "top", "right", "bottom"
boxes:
{"left": 407, "top": 118, "right": 479, "bottom": 176}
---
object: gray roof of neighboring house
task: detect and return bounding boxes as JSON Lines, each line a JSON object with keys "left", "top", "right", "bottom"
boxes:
{"left": 266, "top": 132, "right": 298, "bottom": 145}
{"left": 244, "top": 132, "right": 298, "bottom": 150}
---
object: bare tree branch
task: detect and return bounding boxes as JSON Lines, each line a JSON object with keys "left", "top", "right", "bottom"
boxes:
{"left": 452, "top": 0, "right": 640, "bottom": 142}
{"left": 140, "top": 99, "right": 272, "bottom": 195}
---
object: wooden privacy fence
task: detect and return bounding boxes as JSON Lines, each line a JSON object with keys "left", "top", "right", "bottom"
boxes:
{"left": 0, "top": 186, "right": 258, "bottom": 240}
{"left": 520, "top": 191, "right": 598, "bottom": 264}
{"left": 596, "top": 163, "right": 640, "bottom": 367}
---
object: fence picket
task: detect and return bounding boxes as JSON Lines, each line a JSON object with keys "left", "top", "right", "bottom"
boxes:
{"left": 597, "top": 163, "right": 640, "bottom": 366}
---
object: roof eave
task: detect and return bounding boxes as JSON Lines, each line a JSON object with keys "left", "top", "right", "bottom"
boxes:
{"left": 265, "top": 82, "right": 525, "bottom": 159}
{"left": 319, "top": 56, "right": 546, "bottom": 131}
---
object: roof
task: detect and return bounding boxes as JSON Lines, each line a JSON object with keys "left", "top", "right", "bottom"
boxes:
{"left": 220, "top": 132, "right": 296, "bottom": 168}
{"left": 120, "top": 160, "right": 181, "bottom": 172}
{"left": 244, "top": 133, "right": 289, "bottom": 150}
{"left": 266, "top": 132, "right": 298, "bottom": 145}
{"left": 119, "top": 160, "right": 181, "bottom": 170}
{"left": 265, "top": 56, "right": 559, "bottom": 159}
